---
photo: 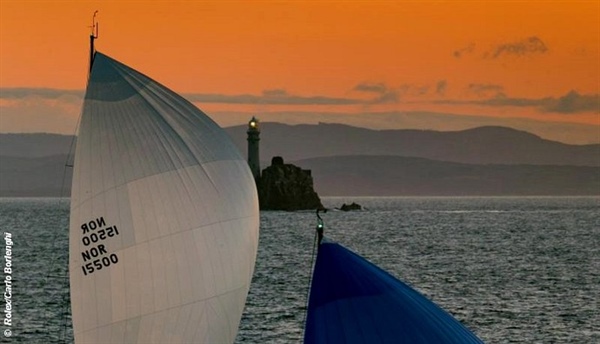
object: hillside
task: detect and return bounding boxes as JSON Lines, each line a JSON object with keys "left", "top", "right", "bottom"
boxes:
{"left": 1, "top": 124, "right": 598, "bottom": 197}
{"left": 295, "top": 155, "right": 600, "bottom": 196}
{"left": 2, "top": 124, "right": 598, "bottom": 166}
{"left": 0, "top": 133, "right": 73, "bottom": 158}
{"left": 225, "top": 123, "right": 600, "bottom": 166}
{"left": 0, "top": 154, "right": 72, "bottom": 196}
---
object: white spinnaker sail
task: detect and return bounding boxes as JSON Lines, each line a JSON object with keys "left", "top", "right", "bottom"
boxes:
{"left": 69, "top": 52, "right": 259, "bottom": 343}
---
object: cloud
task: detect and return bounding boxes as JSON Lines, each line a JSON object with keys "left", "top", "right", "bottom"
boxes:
{"left": 353, "top": 82, "right": 388, "bottom": 94}
{"left": 188, "top": 85, "right": 400, "bottom": 105}
{"left": 434, "top": 93, "right": 540, "bottom": 107}
{"left": 436, "top": 80, "right": 447, "bottom": 95}
{"left": 476, "top": 93, "right": 544, "bottom": 107}
{"left": 373, "top": 90, "right": 400, "bottom": 103}
{"left": 353, "top": 82, "right": 399, "bottom": 104}
{"left": 1, "top": 87, "right": 83, "bottom": 102}
{"left": 262, "top": 89, "right": 287, "bottom": 97}
{"left": 453, "top": 43, "right": 475, "bottom": 58}
{"left": 488, "top": 36, "right": 548, "bottom": 58}
{"left": 434, "top": 90, "right": 599, "bottom": 114}
{"left": 0, "top": 97, "right": 81, "bottom": 134}
{"left": 467, "top": 83, "right": 504, "bottom": 97}
{"left": 2, "top": 87, "right": 597, "bottom": 144}
{"left": 353, "top": 82, "right": 430, "bottom": 100}
{"left": 184, "top": 90, "right": 362, "bottom": 105}
{"left": 395, "top": 83, "right": 429, "bottom": 97}
{"left": 0, "top": 87, "right": 362, "bottom": 106}
{"left": 413, "top": 85, "right": 429, "bottom": 96}
{"left": 543, "top": 90, "right": 599, "bottom": 114}
{"left": 0, "top": 88, "right": 84, "bottom": 134}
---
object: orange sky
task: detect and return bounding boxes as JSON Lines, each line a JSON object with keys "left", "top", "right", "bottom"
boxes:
{"left": 0, "top": 1, "right": 599, "bottom": 143}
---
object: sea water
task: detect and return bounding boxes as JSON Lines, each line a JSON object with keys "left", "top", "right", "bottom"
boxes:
{"left": 0, "top": 197, "right": 598, "bottom": 343}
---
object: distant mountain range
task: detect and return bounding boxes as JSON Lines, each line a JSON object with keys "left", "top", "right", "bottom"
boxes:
{"left": 0, "top": 133, "right": 74, "bottom": 158}
{"left": 225, "top": 123, "right": 599, "bottom": 166}
{"left": 1, "top": 124, "right": 598, "bottom": 196}
{"left": 0, "top": 154, "right": 71, "bottom": 197}
{"left": 295, "top": 155, "right": 599, "bottom": 196}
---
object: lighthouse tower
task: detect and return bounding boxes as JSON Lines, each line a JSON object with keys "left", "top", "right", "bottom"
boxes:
{"left": 247, "top": 117, "right": 261, "bottom": 180}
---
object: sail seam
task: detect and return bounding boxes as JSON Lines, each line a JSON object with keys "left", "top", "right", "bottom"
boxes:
{"left": 118, "top": 67, "right": 222, "bottom": 195}
{"left": 73, "top": 285, "right": 249, "bottom": 338}
{"left": 71, "top": 159, "right": 245, "bottom": 210}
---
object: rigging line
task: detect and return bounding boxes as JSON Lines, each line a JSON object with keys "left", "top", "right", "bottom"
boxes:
{"left": 38, "top": 101, "right": 81, "bottom": 340}
{"left": 38, "top": 113, "right": 79, "bottom": 340}
{"left": 303, "top": 207, "right": 326, "bottom": 335}
{"left": 59, "top": 94, "right": 84, "bottom": 343}
{"left": 56, "top": 111, "right": 82, "bottom": 343}
{"left": 303, "top": 229, "right": 318, "bottom": 336}
{"left": 56, "top": 11, "right": 97, "bottom": 341}
{"left": 40, "top": 47, "right": 86, "bottom": 343}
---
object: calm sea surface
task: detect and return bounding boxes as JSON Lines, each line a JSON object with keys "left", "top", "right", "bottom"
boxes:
{"left": 0, "top": 197, "right": 598, "bottom": 343}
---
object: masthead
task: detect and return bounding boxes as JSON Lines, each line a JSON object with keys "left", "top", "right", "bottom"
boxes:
{"left": 89, "top": 11, "right": 99, "bottom": 73}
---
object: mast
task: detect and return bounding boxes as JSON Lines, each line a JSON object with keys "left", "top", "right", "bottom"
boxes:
{"left": 89, "top": 11, "right": 99, "bottom": 73}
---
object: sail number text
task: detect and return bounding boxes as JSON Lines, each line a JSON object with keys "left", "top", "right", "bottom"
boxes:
{"left": 80, "top": 217, "right": 120, "bottom": 276}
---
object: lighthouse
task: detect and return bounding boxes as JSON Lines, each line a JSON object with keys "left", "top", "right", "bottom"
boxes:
{"left": 247, "top": 117, "right": 261, "bottom": 180}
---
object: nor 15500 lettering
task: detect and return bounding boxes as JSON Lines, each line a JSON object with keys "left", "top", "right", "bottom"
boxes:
{"left": 81, "top": 253, "right": 119, "bottom": 276}
{"left": 81, "top": 217, "right": 120, "bottom": 246}
{"left": 79, "top": 217, "right": 121, "bottom": 276}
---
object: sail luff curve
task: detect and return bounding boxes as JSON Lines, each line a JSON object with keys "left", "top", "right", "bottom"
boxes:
{"left": 69, "top": 52, "right": 259, "bottom": 343}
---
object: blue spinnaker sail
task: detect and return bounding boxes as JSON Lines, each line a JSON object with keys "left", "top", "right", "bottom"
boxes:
{"left": 304, "top": 240, "right": 483, "bottom": 343}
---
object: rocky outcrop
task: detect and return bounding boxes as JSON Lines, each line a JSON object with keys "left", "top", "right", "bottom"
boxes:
{"left": 340, "top": 202, "right": 362, "bottom": 211}
{"left": 257, "top": 157, "right": 323, "bottom": 211}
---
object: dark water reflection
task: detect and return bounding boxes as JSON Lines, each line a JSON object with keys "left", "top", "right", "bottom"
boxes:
{"left": 1, "top": 197, "right": 598, "bottom": 343}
